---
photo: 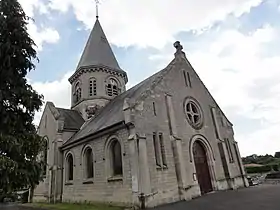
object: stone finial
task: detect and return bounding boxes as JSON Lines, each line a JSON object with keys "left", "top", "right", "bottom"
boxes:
{"left": 174, "top": 41, "right": 183, "bottom": 52}
{"left": 174, "top": 41, "right": 186, "bottom": 58}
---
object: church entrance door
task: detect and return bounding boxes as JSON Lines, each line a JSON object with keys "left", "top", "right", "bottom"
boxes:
{"left": 193, "top": 141, "right": 213, "bottom": 195}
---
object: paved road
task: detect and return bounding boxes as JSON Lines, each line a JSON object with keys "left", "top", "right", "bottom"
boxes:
{"left": 153, "top": 184, "right": 280, "bottom": 210}
{"left": 1, "top": 184, "right": 280, "bottom": 210}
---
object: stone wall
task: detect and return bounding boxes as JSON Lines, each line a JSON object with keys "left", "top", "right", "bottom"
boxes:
{"left": 133, "top": 53, "right": 246, "bottom": 207}
{"left": 62, "top": 128, "right": 133, "bottom": 205}
{"left": 34, "top": 104, "right": 59, "bottom": 202}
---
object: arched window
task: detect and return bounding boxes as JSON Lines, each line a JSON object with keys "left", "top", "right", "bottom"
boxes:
{"left": 83, "top": 147, "right": 94, "bottom": 179}
{"left": 89, "top": 78, "right": 97, "bottom": 97}
{"left": 110, "top": 140, "right": 123, "bottom": 176}
{"left": 106, "top": 78, "right": 119, "bottom": 96}
{"left": 42, "top": 136, "right": 49, "bottom": 176}
{"left": 74, "top": 82, "right": 82, "bottom": 103}
{"left": 66, "top": 154, "right": 74, "bottom": 181}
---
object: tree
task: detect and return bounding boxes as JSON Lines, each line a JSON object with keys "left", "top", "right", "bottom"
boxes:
{"left": 0, "top": 0, "right": 45, "bottom": 200}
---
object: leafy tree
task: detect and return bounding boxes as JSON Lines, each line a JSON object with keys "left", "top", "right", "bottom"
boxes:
{"left": 0, "top": 0, "right": 45, "bottom": 201}
{"left": 242, "top": 154, "right": 276, "bottom": 165}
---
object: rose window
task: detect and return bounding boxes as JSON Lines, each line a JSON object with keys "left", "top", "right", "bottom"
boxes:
{"left": 184, "top": 97, "right": 203, "bottom": 129}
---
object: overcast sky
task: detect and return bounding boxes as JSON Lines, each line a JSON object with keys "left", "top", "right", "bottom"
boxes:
{"left": 19, "top": 0, "right": 280, "bottom": 157}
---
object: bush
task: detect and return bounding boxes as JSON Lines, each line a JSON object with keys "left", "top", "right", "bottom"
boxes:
{"left": 272, "top": 164, "right": 279, "bottom": 171}
{"left": 266, "top": 172, "right": 280, "bottom": 179}
{"left": 21, "top": 191, "right": 29, "bottom": 203}
{"left": 0, "top": 192, "right": 17, "bottom": 203}
{"left": 245, "top": 165, "right": 272, "bottom": 174}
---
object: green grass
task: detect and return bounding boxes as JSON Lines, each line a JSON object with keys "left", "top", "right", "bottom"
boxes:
{"left": 24, "top": 202, "right": 125, "bottom": 210}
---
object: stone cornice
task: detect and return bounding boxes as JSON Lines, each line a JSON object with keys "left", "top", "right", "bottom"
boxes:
{"left": 71, "top": 95, "right": 112, "bottom": 109}
{"left": 68, "top": 65, "right": 128, "bottom": 84}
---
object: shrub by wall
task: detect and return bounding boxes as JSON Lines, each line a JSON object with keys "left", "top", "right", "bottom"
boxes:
{"left": 246, "top": 165, "right": 272, "bottom": 174}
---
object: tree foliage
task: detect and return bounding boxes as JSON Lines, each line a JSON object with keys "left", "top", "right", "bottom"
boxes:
{"left": 245, "top": 165, "right": 273, "bottom": 174}
{"left": 0, "top": 0, "right": 45, "bottom": 196}
{"left": 243, "top": 154, "right": 280, "bottom": 174}
{"left": 242, "top": 154, "right": 279, "bottom": 165}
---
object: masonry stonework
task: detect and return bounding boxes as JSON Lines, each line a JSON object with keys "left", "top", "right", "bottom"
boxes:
{"left": 34, "top": 17, "right": 248, "bottom": 208}
{"left": 62, "top": 128, "right": 133, "bottom": 205}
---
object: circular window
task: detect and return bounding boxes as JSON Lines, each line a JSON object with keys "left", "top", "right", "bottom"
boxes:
{"left": 184, "top": 97, "right": 203, "bottom": 129}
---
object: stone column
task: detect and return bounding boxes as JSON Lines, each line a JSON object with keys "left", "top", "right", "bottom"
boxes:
{"left": 127, "top": 130, "right": 140, "bottom": 205}
{"left": 165, "top": 94, "right": 188, "bottom": 199}
{"left": 123, "top": 98, "right": 140, "bottom": 204}
{"left": 52, "top": 120, "right": 64, "bottom": 203}
{"left": 233, "top": 142, "right": 249, "bottom": 187}
{"left": 137, "top": 134, "right": 151, "bottom": 195}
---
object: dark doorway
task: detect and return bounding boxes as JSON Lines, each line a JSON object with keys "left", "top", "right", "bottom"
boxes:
{"left": 193, "top": 141, "right": 213, "bottom": 194}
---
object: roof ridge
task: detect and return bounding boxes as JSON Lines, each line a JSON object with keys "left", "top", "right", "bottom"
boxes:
{"left": 132, "top": 58, "right": 176, "bottom": 108}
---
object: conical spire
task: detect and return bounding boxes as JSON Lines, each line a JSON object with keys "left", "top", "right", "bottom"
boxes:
{"left": 76, "top": 19, "right": 122, "bottom": 72}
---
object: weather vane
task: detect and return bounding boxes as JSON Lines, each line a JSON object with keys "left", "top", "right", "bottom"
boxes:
{"left": 95, "top": 0, "right": 100, "bottom": 19}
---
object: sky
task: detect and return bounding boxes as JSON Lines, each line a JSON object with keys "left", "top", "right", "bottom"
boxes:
{"left": 18, "top": 0, "right": 280, "bottom": 157}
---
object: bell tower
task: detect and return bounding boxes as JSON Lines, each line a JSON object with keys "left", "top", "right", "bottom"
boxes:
{"left": 68, "top": 16, "right": 128, "bottom": 120}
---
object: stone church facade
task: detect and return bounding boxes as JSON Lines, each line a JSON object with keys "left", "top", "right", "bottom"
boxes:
{"left": 34, "top": 17, "right": 248, "bottom": 208}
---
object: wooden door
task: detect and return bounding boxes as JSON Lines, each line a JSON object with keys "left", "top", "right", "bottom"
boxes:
{"left": 193, "top": 141, "right": 213, "bottom": 194}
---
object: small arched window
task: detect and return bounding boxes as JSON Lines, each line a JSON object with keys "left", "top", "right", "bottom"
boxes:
{"left": 74, "top": 82, "right": 82, "bottom": 103}
{"left": 42, "top": 136, "right": 49, "bottom": 176}
{"left": 83, "top": 147, "right": 94, "bottom": 179}
{"left": 66, "top": 154, "right": 74, "bottom": 181}
{"left": 110, "top": 140, "right": 123, "bottom": 176}
{"left": 106, "top": 78, "right": 119, "bottom": 96}
{"left": 89, "top": 78, "right": 97, "bottom": 97}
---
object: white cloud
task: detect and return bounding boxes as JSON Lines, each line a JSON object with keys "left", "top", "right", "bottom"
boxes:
{"left": 31, "top": 72, "right": 73, "bottom": 125}
{"left": 189, "top": 26, "right": 280, "bottom": 156}
{"left": 47, "top": 0, "right": 263, "bottom": 48}
{"left": 19, "top": 0, "right": 42, "bottom": 17}
{"left": 18, "top": 0, "right": 60, "bottom": 50}
{"left": 27, "top": 22, "right": 60, "bottom": 51}
{"left": 149, "top": 24, "right": 280, "bottom": 156}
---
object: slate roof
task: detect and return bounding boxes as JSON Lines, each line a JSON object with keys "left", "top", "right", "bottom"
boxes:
{"left": 63, "top": 59, "right": 176, "bottom": 147}
{"left": 76, "top": 19, "right": 125, "bottom": 74}
{"left": 56, "top": 108, "right": 84, "bottom": 130}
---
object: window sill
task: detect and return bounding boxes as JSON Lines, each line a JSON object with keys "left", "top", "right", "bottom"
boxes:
{"left": 65, "top": 182, "right": 73, "bottom": 186}
{"left": 156, "top": 165, "right": 168, "bottom": 170}
{"left": 83, "top": 179, "right": 94, "bottom": 184}
{"left": 107, "top": 176, "right": 123, "bottom": 182}
{"left": 156, "top": 165, "right": 162, "bottom": 170}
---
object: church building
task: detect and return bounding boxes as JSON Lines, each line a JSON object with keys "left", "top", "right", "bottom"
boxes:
{"left": 34, "top": 15, "right": 248, "bottom": 208}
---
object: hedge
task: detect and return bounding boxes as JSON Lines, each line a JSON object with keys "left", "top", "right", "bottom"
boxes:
{"left": 266, "top": 172, "right": 280, "bottom": 179}
{"left": 245, "top": 164, "right": 279, "bottom": 174}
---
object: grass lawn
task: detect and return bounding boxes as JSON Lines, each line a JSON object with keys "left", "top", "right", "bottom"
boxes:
{"left": 24, "top": 202, "right": 125, "bottom": 210}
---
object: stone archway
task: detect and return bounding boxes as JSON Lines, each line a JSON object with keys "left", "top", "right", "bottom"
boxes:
{"left": 193, "top": 141, "right": 213, "bottom": 194}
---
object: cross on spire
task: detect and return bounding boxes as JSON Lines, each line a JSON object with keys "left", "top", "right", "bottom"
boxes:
{"left": 95, "top": 0, "right": 100, "bottom": 19}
